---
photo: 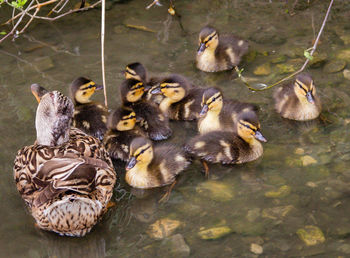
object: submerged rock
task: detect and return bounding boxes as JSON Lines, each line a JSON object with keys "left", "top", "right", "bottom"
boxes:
{"left": 276, "top": 64, "right": 296, "bottom": 74}
{"left": 271, "top": 55, "right": 287, "bottom": 64}
{"left": 34, "top": 56, "right": 54, "bottom": 72}
{"left": 337, "top": 49, "right": 350, "bottom": 61}
{"left": 246, "top": 208, "right": 261, "bottom": 222}
{"left": 198, "top": 226, "right": 232, "bottom": 240}
{"left": 253, "top": 63, "right": 271, "bottom": 76}
{"left": 296, "top": 225, "right": 325, "bottom": 246}
{"left": 262, "top": 205, "right": 294, "bottom": 220}
{"left": 147, "top": 218, "right": 182, "bottom": 240}
{"left": 309, "top": 53, "right": 327, "bottom": 68}
{"left": 343, "top": 69, "right": 350, "bottom": 80}
{"left": 196, "top": 181, "right": 234, "bottom": 202}
{"left": 159, "top": 234, "right": 190, "bottom": 257}
{"left": 301, "top": 155, "right": 317, "bottom": 166}
{"left": 264, "top": 185, "right": 291, "bottom": 198}
{"left": 323, "top": 59, "right": 346, "bottom": 73}
{"left": 250, "top": 243, "right": 263, "bottom": 255}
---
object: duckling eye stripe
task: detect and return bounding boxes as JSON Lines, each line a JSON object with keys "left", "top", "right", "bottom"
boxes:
{"left": 296, "top": 81, "right": 307, "bottom": 93}
{"left": 135, "top": 145, "right": 151, "bottom": 158}
{"left": 204, "top": 32, "right": 217, "bottom": 44}
{"left": 207, "top": 94, "right": 222, "bottom": 105}
{"left": 126, "top": 67, "right": 136, "bottom": 75}
{"left": 81, "top": 82, "right": 95, "bottom": 90}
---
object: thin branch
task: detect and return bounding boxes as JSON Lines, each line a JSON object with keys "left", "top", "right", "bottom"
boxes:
{"left": 101, "top": 0, "right": 108, "bottom": 108}
{"left": 238, "top": 0, "right": 334, "bottom": 92}
{"left": 0, "top": 0, "right": 35, "bottom": 44}
{"left": 20, "top": 4, "right": 40, "bottom": 33}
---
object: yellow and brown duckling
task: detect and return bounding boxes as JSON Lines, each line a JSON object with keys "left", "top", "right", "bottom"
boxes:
{"left": 103, "top": 107, "right": 146, "bottom": 162}
{"left": 14, "top": 88, "right": 116, "bottom": 236}
{"left": 125, "top": 137, "right": 190, "bottom": 194}
{"left": 274, "top": 73, "right": 321, "bottom": 121}
{"left": 124, "top": 62, "right": 163, "bottom": 104}
{"left": 120, "top": 79, "right": 172, "bottom": 141}
{"left": 150, "top": 74, "right": 206, "bottom": 121}
{"left": 186, "top": 111, "right": 266, "bottom": 176}
{"left": 196, "top": 26, "right": 249, "bottom": 72}
{"left": 198, "top": 87, "right": 258, "bottom": 134}
{"left": 70, "top": 77, "right": 108, "bottom": 141}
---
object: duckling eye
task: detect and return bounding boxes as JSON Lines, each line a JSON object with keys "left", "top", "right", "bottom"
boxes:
{"left": 82, "top": 92, "right": 87, "bottom": 96}
{"left": 174, "top": 90, "right": 179, "bottom": 93}
{"left": 131, "top": 92, "right": 135, "bottom": 96}
{"left": 123, "top": 121, "right": 128, "bottom": 126}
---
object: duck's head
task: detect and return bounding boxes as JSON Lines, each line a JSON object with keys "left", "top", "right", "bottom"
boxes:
{"left": 31, "top": 84, "right": 49, "bottom": 103}
{"left": 126, "top": 137, "right": 154, "bottom": 170}
{"left": 199, "top": 87, "right": 223, "bottom": 116}
{"left": 120, "top": 79, "right": 145, "bottom": 103}
{"left": 151, "top": 74, "right": 189, "bottom": 102}
{"left": 237, "top": 111, "right": 266, "bottom": 143}
{"left": 107, "top": 107, "right": 137, "bottom": 131}
{"left": 35, "top": 90, "right": 74, "bottom": 146}
{"left": 293, "top": 73, "right": 316, "bottom": 104}
{"left": 124, "top": 62, "right": 147, "bottom": 82}
{"left": 70, "top": 77, "right": 103, "bottom": 104}
{"left": 198, "top": 26, "right": 219, "bottom": 54}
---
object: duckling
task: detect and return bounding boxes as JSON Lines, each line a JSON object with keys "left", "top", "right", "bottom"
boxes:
{"left": 70, "top": 77, "right": 108, "bottom": 141}
{"left": 196, "top": 26, "right": 249, "bottom": 72}
{"left": 103, "top": 107, "right": 146, "bottom": 162}
{"left": 125, "top": 137, "right": 190, "bottom": 200}
{"left": 14, "top": 89, "right": 116, "bottom": 236}
{"left": 198, "top": 87, "right": 258, "bottom": 134}
{"left": 150, "top": 74, "right": 206, "bottom": 120}
{"left": 124, "top": 62, "right": 163, "bottom": 104}
{"left": 120, "top": 79, "right": 172, "bottom": 141}
{"left": 185, "top": 111, "right": 266, "bottom": 176}
{"left": 274, "top": 73, "right": 321, "bottom": 121}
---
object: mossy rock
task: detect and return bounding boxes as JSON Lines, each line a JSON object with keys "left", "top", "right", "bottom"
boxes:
{"left": 198, "top": 226, "right": 232, "bottom": 240}
{"left": 264, "top": 185, "right": 291, "bottom": 198}
{"left": 253, "top": 63, "right": 271, "bottom": 76}
{"left": 296, "top": 225, "right": 325, "bottom": 246}
{"left": 323, "top": 59, "right": 346, "bottom": 73}
{"left": 147, "top": 218, "right": 182, "bottom": 240}
{"left": 196, "top": 180, "right": 234, "bottom": 202}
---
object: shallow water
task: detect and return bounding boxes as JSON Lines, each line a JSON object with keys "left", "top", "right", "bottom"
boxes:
{"left": 1, "top": 0, "right": 350, "bottom": 257}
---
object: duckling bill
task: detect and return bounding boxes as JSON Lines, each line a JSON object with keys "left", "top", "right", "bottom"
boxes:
{"left": 196, "top": 26, "right": 249, "bottom": 72}
{"left": 274, "top": 73, "right": 321, "bottom": 121}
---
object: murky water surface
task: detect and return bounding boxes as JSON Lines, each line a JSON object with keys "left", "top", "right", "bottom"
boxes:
{"left": 1, "top": 0, "right": 350, "bottom": 257}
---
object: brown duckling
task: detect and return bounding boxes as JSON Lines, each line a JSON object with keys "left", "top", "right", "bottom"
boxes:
{"left": 120, "top": 79, "right": 172, "bottom": 141}
{"left": 196, "top": 26, "right": 249, "bottom": 72}
{"left": 125, "top": 137, "right": 190, "bottom": 192}
{"left": 124, "top": 62, "right": 163, "bottom": 104}
{"left": 185, "top": 111, "right": 266, "bottom": 176}
{"left": 198, "top": 87, "right": 258, "bottom": 134}
{"left": 103, "top": 107, "right": 146, "bottom": 162}
{"left": 70, "top": 77, "right": 108, "bottom": 141}
{"left": 14, "top": 89, "right": 116, "bottom": 236}
{"left": 150, "top": 74, "right": 206, "bottom": 120}
{"left": 274, "top": 73, "right": 321, "bottom": 121}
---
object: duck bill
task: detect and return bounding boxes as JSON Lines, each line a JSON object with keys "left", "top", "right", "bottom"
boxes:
{"left": 95, "top": 84, "right": 104, "bottom": 90}
{"left": 150, "top": 86, "right": 162, "bottom": 94}
{"left": 126, "top": 157, "right": 137, "bottom": 170}
{"left": 197, "top": 43, "right": 206, "bottom": 54}
{"left": 306, "top": 92, "right": 314, "bottom": 104}
{"left": 31, "top": 83, "right": 48, "bottom": 103}
{"left": 199, "top": 104, "right": 209, "bottom": 117}
{"left": 255, "top": 130, "right": 267, "bottom": 142}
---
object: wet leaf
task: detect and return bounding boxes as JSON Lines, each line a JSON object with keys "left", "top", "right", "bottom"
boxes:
{"left": 304, "top": 50, "right": 314, "bottom": 60}
{"left": 125, "top": 24, "right": 156, "bottom": 33}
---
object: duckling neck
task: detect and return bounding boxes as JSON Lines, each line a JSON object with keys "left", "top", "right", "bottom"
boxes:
{"left": 240, "top": 137, "right": 263, "bottom": 163}
{"left": 196, "top": 47, "right": 218, "bottom": 72}
{"left": 159, "top": 97, "right": 176, "bottom": 115}
{"left": 125, "top": 162, "right": 152, "bottom": 189}
{"left": 199, "top": 109, "right": 221, "bottom": 134}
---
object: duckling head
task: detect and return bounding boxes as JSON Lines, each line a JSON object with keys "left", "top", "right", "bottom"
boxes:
{"left": 35, "top": 90, "right": 74, "bottom": 146}
{"left": 199, "top": 87, "right": 223, "bottom": 116}
{"left": 121, "top": 79, "right": 145, "bottom": 103}
{"left": 124, "top": 62, "right": 147, "bottom": 82}
{"left": 107, "top": 107, "right": 137, "bottom": 131}
{"left": 237, "top": 111, "right": 266, "bottom": 143}
{"left": 293, "top": 73, "right": 316, "bottom": 104}
{"left": 31, "top": 83, "right": 49, "bottom": 103}
{"left": 198, "top": 26, "right": 219, "bottom": 54}
{"left": 126, "top": 137, "right": 154, "bottom": 170}
{"left": 70, "top": 77, "right": 103, "bottom": 104}
{"left": 151, "top": 74, "right": 189, "bottom": 102}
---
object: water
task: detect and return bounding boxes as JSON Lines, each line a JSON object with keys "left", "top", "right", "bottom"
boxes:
{"left": 1, "top": 0, "right": 350, "bottom": 256}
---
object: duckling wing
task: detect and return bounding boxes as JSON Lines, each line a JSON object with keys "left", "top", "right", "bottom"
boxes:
{"left": 73, "top": 103, "right": 108, "bottom": 141}
{"left": 132, "top": 102, "right": 172, "bottom": 141}
{"left": 185, "top": 131, "right": 241, "bottom": 164}
{"left": 176, "top": 87, "right": 206, "bottom": 120}
{"left": 219, "top": 35, "right": 249, "bottom": 67}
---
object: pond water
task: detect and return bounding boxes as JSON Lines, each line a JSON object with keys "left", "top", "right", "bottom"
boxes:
{"left": 1, "top": 0, "right": 350, "bottom": 257}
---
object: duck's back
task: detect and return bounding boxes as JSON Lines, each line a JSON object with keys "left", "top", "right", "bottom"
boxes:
{"left": 217, "top": 34, "right": 249, "bottom": 68}
{"left": 73, "top": 103, "right": 108, "bottom": 141}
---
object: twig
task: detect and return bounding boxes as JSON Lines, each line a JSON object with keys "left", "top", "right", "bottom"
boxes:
{"left": 20, "top": 3, "right": 41, "bottom": 34}
{"left": 0, "top": 0, "right": 35, "bottom": 44}
{"left": 238, "top": 0, "right": 334, "bottom": 92}
{"left": 101, "top": 0, "right": 107, "bottom": 108}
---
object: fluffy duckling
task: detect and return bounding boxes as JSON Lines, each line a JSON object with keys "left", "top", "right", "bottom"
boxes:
{"left": 14, "top": 89, "right": 116, "bottom": 236}
{"left": 124, "top": 62, "right": 163, "bottom": 104}
{"left": 186, "top": 111, "right": 266, "bottom": 176}
{"left": 103, "top": 107, "right": 146, "bottom": 162}
{"left": 150, "top": 74, "right": 206, "bottom": 120}
{"left": 70, "top": 77, "right": 108, "bottom": 141}
{"left": 196, "top": 26, "right": 249, "bottom": 72}
{"left": 125, "top": 137, "right": 190, "bottom": 193}
{"left": 198, "top": 87, "right": 258, "bottom": 134}
{"left": 120, "top": 79, "right": 172, "bottom": 141}
{"left": 274, "top": 73, "right": 321, "bottom": 121}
